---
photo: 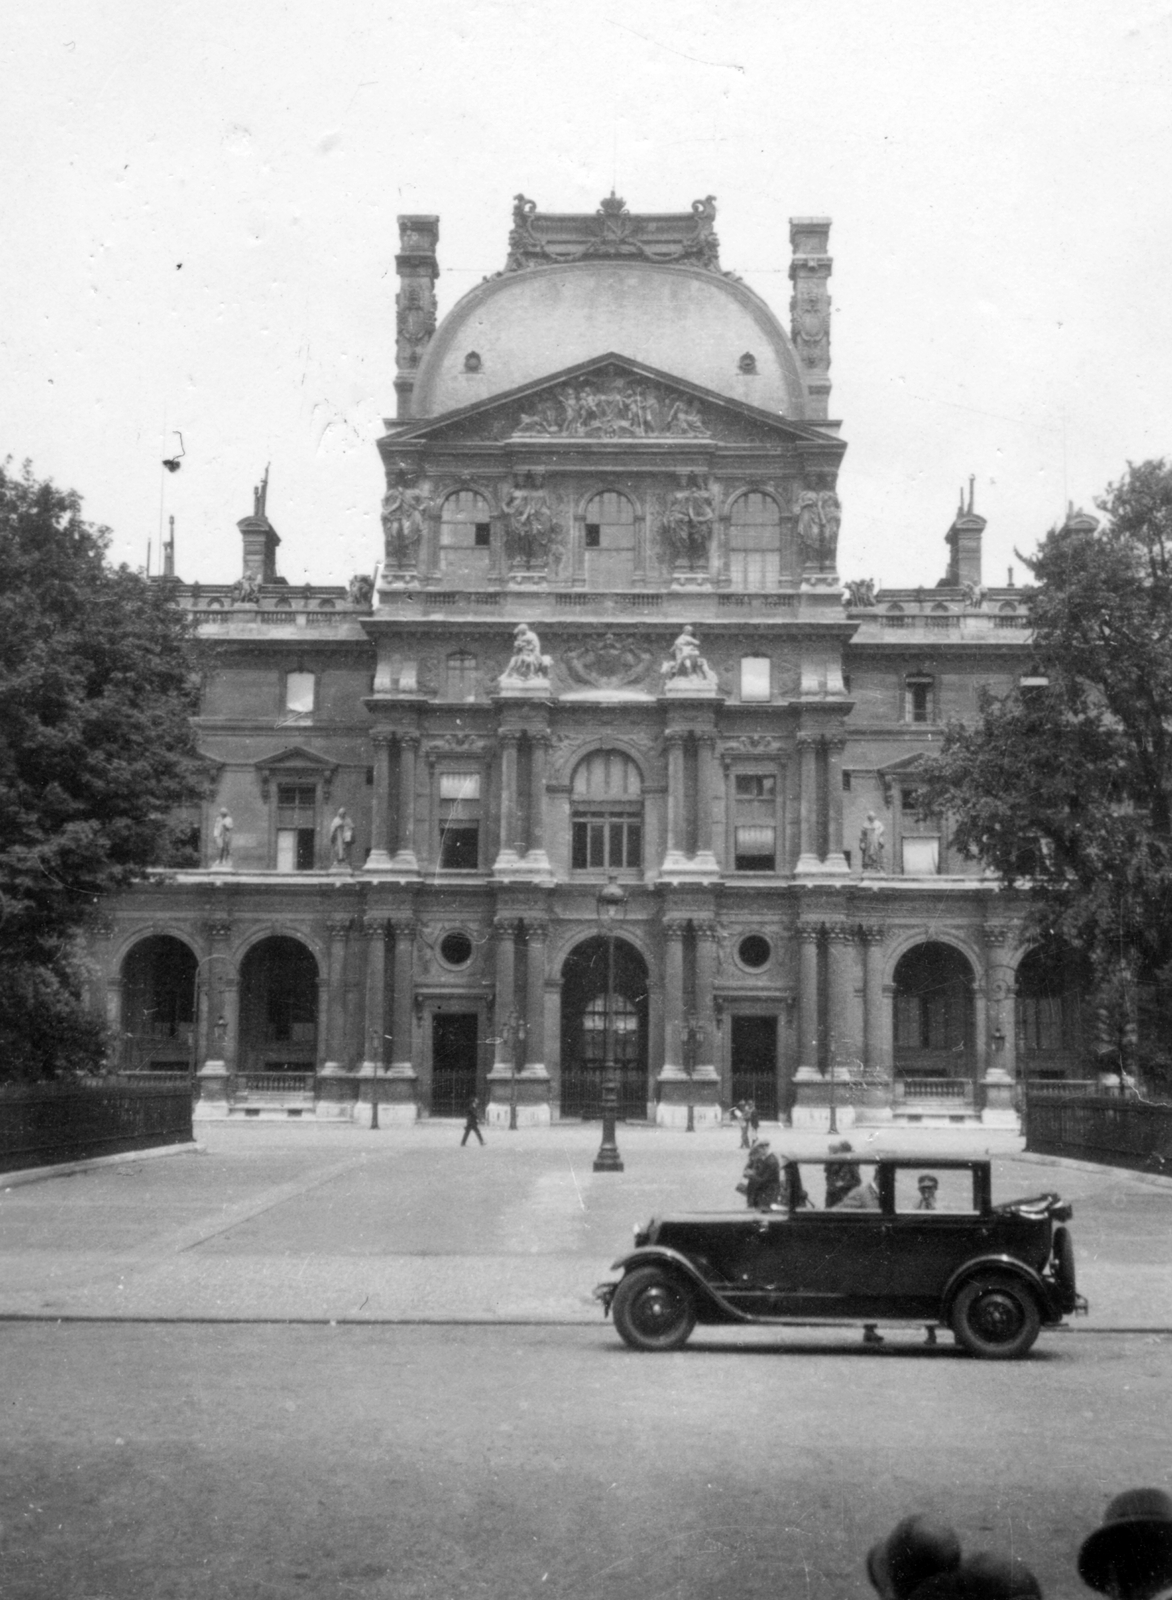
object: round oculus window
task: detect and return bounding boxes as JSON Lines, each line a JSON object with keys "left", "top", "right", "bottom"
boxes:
{"left": 439, "top": 931, "right": 473, "bottom": 968}
{"left": 737, "top": 935, "right": 771, "bottom": 971}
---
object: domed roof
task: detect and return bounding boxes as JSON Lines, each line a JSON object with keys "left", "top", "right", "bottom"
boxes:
{"left": 408, "top": 198, "right": 811, "bottom": 421}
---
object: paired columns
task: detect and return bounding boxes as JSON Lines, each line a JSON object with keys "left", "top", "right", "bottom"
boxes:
{"left": 795, "top": 729, "right": 849, "bottom": 874}
{"left": 494, "top": 725, "right": 552, "bottom": 877}
{"left": 487, "top": 914, "right": 551, "bottom": 1127}
{"left": 365, "top": 727, "right": 419, "bottom": 872}
{"left": 662, "top": 726, "right": 719, "bottom": 876}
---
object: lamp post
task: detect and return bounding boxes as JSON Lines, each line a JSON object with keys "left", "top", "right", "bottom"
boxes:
{"left": 827, "top": 1043, "right": 838, "bottom": 1136}
{"left": 681, "top": 1012, "right": 705, "bottom": 1133}
{"left": 593, "top": 874, "right": 627, "bottom": 1173}
{"left": 504, "top": 1011, "right": 525, "bottom": 1130}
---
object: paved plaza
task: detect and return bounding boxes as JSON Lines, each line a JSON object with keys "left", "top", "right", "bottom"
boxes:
{"left": 3, "top": 1121, "right": 1172, "bottom": 1329}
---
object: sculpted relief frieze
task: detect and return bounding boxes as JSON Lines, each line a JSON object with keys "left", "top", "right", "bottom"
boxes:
{"left": 514, "top": 369, "right": 710, "bottom": 440}
{"left": 562, "top": 632, "right": 653, "bottom": 688}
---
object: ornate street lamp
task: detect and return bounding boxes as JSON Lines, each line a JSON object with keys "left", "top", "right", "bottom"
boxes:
{"left": 681, "top": 1012, "right": 705, "bottom": 1133}
{"left": 593, "top": 874, "right": 627, "bottom": 1173}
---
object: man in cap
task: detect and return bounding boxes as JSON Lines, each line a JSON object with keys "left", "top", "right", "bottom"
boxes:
{"left": 825, "top": 1139, "right": 862, "bottom": 1208}
{"left": 740, "top": 1138, "right": 783, "bottom": 1210}
{"left": 866, "top": 1513, "right": 962, "bottom": 1600}
{"left": 1077, "top": 1488, "right": 1172, "bottom": 1600}
{"left": 917, "top": 1174, "right": 940, "bottom": 1210}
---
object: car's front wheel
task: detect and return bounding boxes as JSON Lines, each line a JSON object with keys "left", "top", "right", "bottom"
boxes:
{"left": 951, "top": 1274, "right": 1041, "bottom": 1359}
{"left": 611, "top": 1267, "right": 697, "bottom": 1352}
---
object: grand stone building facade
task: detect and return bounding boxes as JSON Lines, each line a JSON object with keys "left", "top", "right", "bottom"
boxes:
{"left": 97, "top": 195, "right": 1093, "bottom": 1128}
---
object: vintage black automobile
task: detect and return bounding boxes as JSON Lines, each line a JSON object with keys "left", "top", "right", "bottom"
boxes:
{"left": 595, "top": 1158, "right": 1085, "bottom": 1358}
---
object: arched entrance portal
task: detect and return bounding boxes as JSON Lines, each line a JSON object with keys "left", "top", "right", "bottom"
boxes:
{"left": 238, "top": 936, "right": 319, "bottom": 1074}
{"left": 560, "top": 936, "right": 649, "bottom": 1119}
{"left": 893, "top": 942, "right": 976, "bottom": 1083}
{"left": 120, "top": 935, "right": 197, "bottom": 1071}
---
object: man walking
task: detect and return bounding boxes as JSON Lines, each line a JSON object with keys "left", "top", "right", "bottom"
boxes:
{"left": 461, "top": 1096, "right": 485, "bottom": 1146}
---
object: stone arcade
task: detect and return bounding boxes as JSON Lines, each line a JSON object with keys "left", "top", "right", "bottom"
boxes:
{"left": 96, "top": 195, "right": 1096, "bottom": 1128}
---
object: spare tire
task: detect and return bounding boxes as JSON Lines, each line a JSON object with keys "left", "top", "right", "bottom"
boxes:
{"left": 1052, "top": 1225, "right": 1077, "bottom": 1312}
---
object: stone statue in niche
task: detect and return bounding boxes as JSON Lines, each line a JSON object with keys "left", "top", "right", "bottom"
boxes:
{"left": 499, "top": 473, "right": 559, "bottom": 570}
{"left": 659, "top": 476, "right": 716, "bottom": 572}
{"left": 501, "top": 623, "right": 552, "bottom": 683}
{"left": 212, "top": 807, "right": 233, "bottom": 866}
{"left": 859, "top": 811, "right": 886, "bottom": 872}
{"left": 661, "top": 625, "right": 718, "bottom": 686}
{"left": 381, "top": 472, "right": 433, "bottom": 568}
{"left": 796, "top": 487, "right": 842, "bottom": 570}
{"left": 347, "top": 573, "right": 374, "bottom": 607}
{"left": 329, "top": 807, "right": 355, "bottom": 866}
{"left": 843, "top": 578, "right": 876, "bottom": 608}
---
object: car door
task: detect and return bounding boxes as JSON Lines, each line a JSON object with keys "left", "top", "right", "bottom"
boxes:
{"left": 879, "top": 1165, "right": 991, "bottom": 1313}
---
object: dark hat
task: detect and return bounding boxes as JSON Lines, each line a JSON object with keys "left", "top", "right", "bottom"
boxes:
{"left": 867, "top": 1515, "right": 962, "bottom": 1600}
{"left": 910, "top": 1553, "right": 1042, "bottom": 1600}
{"left": 829, "top": 1140, "right": 854, "bottom": 1155}
{"left": 1078, "top": 1489, "right": 1172, "bottom": 1594}
{"left": 918, "top": 1174, "right": 940, "bottom": 1188}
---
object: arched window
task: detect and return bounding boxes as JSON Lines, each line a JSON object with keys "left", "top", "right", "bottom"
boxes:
{"left": 439, "top": 491, "right": 492, "bottom": 581}
{"left": 445, "top": 651, "right": 478, "bottom": 701}
{"left": 893, "top": 943, "right": 975, "bottom": 1072}
{"left": 583, "top": 492, "right": 635, "bottom": 589}
{"left": 571, "top": 750, "right": 643, "bottom": 872}
{"left": 728, "top": 493, "right": 787, "bottom": 588}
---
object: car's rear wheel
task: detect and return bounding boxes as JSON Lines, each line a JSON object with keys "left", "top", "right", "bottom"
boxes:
{"left": 951, "top": 1274, "right": 1041, "bottom": 1359}
{"left": 611, "top": 1267, "right": 697, "bottom": 1352}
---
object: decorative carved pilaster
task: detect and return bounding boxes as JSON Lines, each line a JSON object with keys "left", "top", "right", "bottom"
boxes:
{"left": 796, "top": 921, "right": 822, "bottom": 1076}
{"left": 322, "top": 917, "right": 353, "bottom": 1072}
{"left": 796, "top": 733, "right": 820, "bottom": 868}
{"left": 493, "top": 919, "right": 520, "bottom": 1067}
{"left": 366, "top": 730, "right": 394, "bottom": 869}
{"left": 524, "top": 920, "right": 548, "bottom": 1070}
{"left": 394, "top": 214, "right": 439, "bottom": 420}
{"left": 388, "top": 919, "right": 416, "bottom": 1077}
{"left": 362, "top": 921, "right": 389, "bottom": 1072}
{"left": 789, "top": 217, "right": 832, "bottom": 420}
{"left": 496, "top": 732, "right": 522, "bottom": 865}
{"left": 661, "top": 916, "right": 688, "bottom": 1077}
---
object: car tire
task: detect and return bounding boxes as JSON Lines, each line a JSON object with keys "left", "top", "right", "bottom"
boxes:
{"left": 611, "top": 1267, "right": 697, "bottom": 1352}
{"left": 951, "top": 1274, "right": 1042, "bottom": 1360}
{"left": 1052, "top": 1225, "right": 1077, "bottom": 1311}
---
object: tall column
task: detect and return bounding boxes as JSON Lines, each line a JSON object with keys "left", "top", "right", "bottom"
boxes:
{"left": 391, "top": 734, "right": 420, "bottom": 872}
{"left": 981, "top": 924, "right": 1017, "bottom": 1126}
{"left": 660, "top": 919, "right": 687, "bottom": 1078}
{"left": 796, "top": 923, "right": 821, "bottom": 1075}
{"left": 388, "top": 919, "right": 417, "bottom": 1079}
{"left": 365, "top": 731, "right": 393, "bottom": 870}
{"left": 856, "top": 924, "right": 891, "bottom": 1125}
{"left": 796, "top": 734, "right": 820, "bottom": 872}
{"left": 694, "top": 734, "right": 718, "bottom": 870}
{"left": 196, "top": 918, "right": 234, "bottom": 1113}
{"left": 487, "top": 918, "right": 520, "bottom": 1127}
{"left": 361, "top": 920, "right": 388, "bottom": 1074}
{"left": 826, "top": 923, "right": 860, "bottom": 1070}
{"left": 523, "top": 920, "right": 548, "bottom": 1073}
{"left": 692, "top": 922, "right": 719, "bottom": 1083}
{"left": 824, "top": 736, "right": 849, "bottom": 872}
{"left": 495, "top": 733, "right": 521, "bottom": 869}
{"left": 663, "top": 731, "right": 688, "bottom": 867}
{"left": 321, "top": 916, "right": 351, "bottom": 1073}
{"left": 526, "top": 733, "right": 551, "bottom": 871}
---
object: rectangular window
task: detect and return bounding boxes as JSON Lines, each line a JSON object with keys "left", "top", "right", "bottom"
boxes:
{"left": 571, "top": 814, "right": 642, "bottom": 871}
{"left": 285, "top": 672, "right": 315, "bottom": 716}
{"left": 439, "top": 772, "right": 480, "bottom": 870}
{"left": 733, "top": 772, "right": 778, "bottom": 871}
{"left": 906, "top": 677, "right": 933, "bottom": 724}
{"left": 740, "top": 657, "right": 771, "bottom": 702}
{"left": 474, "top": 522, "right": 491, "bottom": 547}
{"left": 584, "top": 522, "right": 601, "bottom": 549}
{"left": 276, "top": 782, "right": 316, "bottom": 870}
{"left": 902, "top": 836, "right": 940, "bottom": 875}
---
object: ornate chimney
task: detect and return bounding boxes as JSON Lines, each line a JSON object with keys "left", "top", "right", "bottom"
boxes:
{"left": 394, "top": 214, "right": 440, "bottom": 421}
{"left": 788, "top": 217, "right": 833, "bottom": 419}
{"left": 944, "top": 477, "right": 986, "bottom": 588}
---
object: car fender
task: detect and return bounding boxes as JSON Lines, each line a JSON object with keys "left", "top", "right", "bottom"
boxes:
{"left": 609, "top": 1247, "right": 752, "bottom": 1322}
{"left": 941, "top": 1253, "right": 1059, "bottom": 1322}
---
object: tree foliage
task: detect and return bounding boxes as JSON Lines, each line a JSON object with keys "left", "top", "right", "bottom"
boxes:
{"left": 0, "top": 462, "right": 205, "bottom": 1079}
{"left": 920, "top": 460, "right": 1172, "bottom": 1087}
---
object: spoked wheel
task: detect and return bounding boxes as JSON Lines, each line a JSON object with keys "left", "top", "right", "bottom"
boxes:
{"left": 951, "top": 1274, "right": 1041, "bottom": 1360}
{"left": 611, "top": 1267, "right": 697, "bottom": 1352}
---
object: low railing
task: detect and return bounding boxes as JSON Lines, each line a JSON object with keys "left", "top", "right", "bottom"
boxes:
{"left": 238, "top": 1073, "right": 315, "bottom": 1095}
{"left": 0, "top": 1079, "right": 193, "bottom": 1174}
{"left": 1025, "top": 1093, "right": 1172, "bottom": 1172}
{"left": 894, "top": 1076, "right": 974, "bottom": 1103}
{"left": 1021, "top": 1078, "right": 1101, "bottom": 1098}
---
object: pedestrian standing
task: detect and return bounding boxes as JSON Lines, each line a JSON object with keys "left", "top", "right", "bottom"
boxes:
{"left": 746, "top": 1098, "right": 759, "bottom": 1140}
{"left": 733, "top": 1098, "right": 752, "bottom": 1148}
{"left": 461, "top": 1096, "right": 485, "bottom": 1146}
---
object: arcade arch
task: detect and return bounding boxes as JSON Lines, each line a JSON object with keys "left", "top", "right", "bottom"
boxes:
{"left": 559, "top": 935, "right": 649, "bottom": 1119}
{"left": 238, "top": 935, "right": 319, "bottom": 1074}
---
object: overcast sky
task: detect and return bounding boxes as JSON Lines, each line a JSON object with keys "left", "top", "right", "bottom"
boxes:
{"left": 3, "top": 0, "right": 1170, "bottom": 593}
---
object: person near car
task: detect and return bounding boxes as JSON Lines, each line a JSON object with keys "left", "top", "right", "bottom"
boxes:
{"left": 1077, "top": 1487, "right": 1172, "bottom": 1600}
{"left": 866, "top": 1513, "right": 962, "bottom": 1600}
{"left": 460, "top": 1096, "right": 484, "bottom": 1146}
{"left": 739, "top": 1138, "right": 782, "bottom": 1209}
{"left": 825, "top": 1139, "right": 863, "bottom": 1207}
{"left": 837, "top": 1169, "right": 881, "bottom": 1210}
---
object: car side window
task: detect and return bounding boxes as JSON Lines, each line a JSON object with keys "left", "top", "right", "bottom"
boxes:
{"left": 792, "top": 1161, "right": 882, "bottom": 1212}
{"left": 893, "top": 1168, "right": 979, "bottom": 1214}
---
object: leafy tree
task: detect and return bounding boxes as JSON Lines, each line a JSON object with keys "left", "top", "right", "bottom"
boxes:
{"left": 0, "top": 462, "right": 205, "bottom": 1079}
{"left": 920, "top": 460, "right": 1172, "bottom": 1092}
